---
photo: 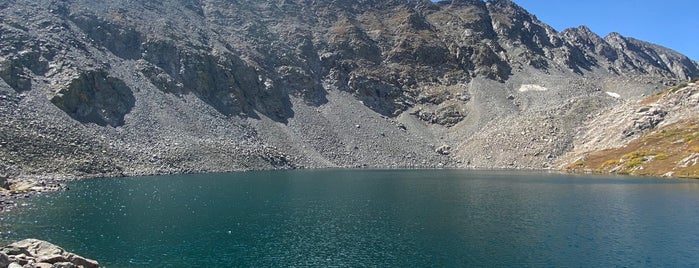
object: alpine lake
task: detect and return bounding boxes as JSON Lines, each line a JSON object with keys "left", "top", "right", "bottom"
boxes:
{"left": 1, "top": 169, "right": 699, "bottom": 267}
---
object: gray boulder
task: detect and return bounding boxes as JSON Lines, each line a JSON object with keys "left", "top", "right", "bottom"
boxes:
{"left": 1, "top": 239, "right": 99, "bottom": 268}
{"left": 436, "top": 145, "right": 452, "bottom": 155}
{"left": 0, "top": 252, "right": 9, "bottom": 268}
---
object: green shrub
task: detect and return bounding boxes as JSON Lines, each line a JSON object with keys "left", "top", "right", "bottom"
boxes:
{"left": 684, "top": 132, "right": 699, "bottom": 143}
{"left": 601, "top": 159, "right": 620, "bottom": 169}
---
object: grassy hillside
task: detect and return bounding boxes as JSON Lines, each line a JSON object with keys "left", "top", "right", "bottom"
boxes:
{"left": 564, "top": 82, "right": 699, "bottom": 178}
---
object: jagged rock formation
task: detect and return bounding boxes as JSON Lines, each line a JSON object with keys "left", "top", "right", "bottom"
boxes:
{"left": 51, "top": 70, "right": 135, "bottom": 127}
{"left": 0, "top": 0, "right": 697, "bottom": 179}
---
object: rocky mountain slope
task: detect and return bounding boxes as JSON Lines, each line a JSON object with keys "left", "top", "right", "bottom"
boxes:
{"left": 560, "top": 80, "right": 699, "bottom": 178}
{"left": 1, "top": 0, "right": 697, "bottom": 179}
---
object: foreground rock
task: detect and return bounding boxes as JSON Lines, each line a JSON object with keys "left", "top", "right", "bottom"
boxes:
{"left": 0, "top": 239, "right": 99, "bottom": 268}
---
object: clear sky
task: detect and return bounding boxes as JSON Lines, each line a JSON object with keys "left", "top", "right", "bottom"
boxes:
{"left": 512, "top": 0, "right": 698, "bottom": 60}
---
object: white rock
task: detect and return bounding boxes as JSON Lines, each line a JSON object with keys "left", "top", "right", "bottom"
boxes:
{"left": 518, "top": 84, "right": 548, "bottom": 92}
{"left": 605, "top": 92, "right": 621, "bottom": 98}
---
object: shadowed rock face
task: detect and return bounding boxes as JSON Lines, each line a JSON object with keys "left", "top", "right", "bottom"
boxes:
{"left": 69, "top": 13, "right": 143, "bottom": 60}
{"left": 0, "top": 60, "right": 33, "bottom": 92}
{"left": 0, "top": 31, "right": 51, "bottom": 92}
{"left": 0, "top": 0, "right": 698, "bottom": 178}
{"left": 51, "top": 71, "right": 135, "bottom": 127}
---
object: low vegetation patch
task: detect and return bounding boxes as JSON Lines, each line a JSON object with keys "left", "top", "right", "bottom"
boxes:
{"left": 600, "top": 159, "right": 619, "bottom": 169}
{"left": 565, "top": 120, "right": 699, "bottom": 178}
{"left": 684, "top": 132, "right": 699, "bottom": 143}
{"left": 622, "top": 151, "right": 651, "bottom": 169}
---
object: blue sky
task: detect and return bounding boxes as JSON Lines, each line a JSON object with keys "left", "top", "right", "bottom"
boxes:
{"left": 512, "top": 0, "right": 698, "bottom": 60}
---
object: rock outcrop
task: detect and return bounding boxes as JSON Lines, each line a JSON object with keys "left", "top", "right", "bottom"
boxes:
{"left": 50, "top": 70, "right": 135, "bottom": 127}
{"left": 0, "top": 0, "right": 697, "bottom": 179}
{"left": 1, "top": 239, "right": 99, "bottom": 268}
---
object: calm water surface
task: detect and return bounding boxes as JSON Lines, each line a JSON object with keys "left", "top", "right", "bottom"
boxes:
{"left": 1, "top": 169, "right": 699, "bottom": 267}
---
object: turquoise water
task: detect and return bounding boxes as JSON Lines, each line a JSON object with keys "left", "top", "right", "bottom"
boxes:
{"left": 1, "top": 169, "right": 699, "bottom": 267}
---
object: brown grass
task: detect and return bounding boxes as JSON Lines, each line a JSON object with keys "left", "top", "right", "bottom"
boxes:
{"left": 565, "top": 120, "right": 699, "bottom": 178}
{"left": 640, "top": 91, "right": 666, "bottom": 105}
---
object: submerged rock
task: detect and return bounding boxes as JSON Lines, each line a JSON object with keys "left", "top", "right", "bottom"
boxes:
{"left": 1, "top": 239, "right": 99, "bottom": 268}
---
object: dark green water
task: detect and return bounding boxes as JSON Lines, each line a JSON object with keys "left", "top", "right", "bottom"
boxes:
{"left": 2, "top": 169, "right": 699, "bottom": 267}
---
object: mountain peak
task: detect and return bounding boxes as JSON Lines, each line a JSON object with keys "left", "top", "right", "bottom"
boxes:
{"left": 605, "top": 31, "right": 625, "bottom": 40}
{"left": 574, "top": 25, "right": 594, "bottom": 34}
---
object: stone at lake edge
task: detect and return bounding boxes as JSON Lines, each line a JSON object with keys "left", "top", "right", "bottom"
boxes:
{"left": 0, "top": 252, "right": 9, "bottom": 267}
{"left": 1, "top": 239, "right": 99, "bottom": 268}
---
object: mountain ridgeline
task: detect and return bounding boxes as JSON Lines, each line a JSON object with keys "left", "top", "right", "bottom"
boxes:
{"left": 1, "top": 0, "right": 697, "bottom": 179}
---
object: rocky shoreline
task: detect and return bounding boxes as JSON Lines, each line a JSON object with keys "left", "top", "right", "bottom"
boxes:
{"left": 0, "top": 178, "right": 68, "bottom": 214}
{"left": 0, "top": 239, "right": 99, "bottom": 268}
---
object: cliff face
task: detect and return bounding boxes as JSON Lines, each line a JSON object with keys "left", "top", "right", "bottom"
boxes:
{"left": 1, "top": 0, "right": 697, "bottom": 178}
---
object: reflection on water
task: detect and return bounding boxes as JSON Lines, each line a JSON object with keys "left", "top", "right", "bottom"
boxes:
{"left": 1, "top": 170, "right": 699, "bottom": 267}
